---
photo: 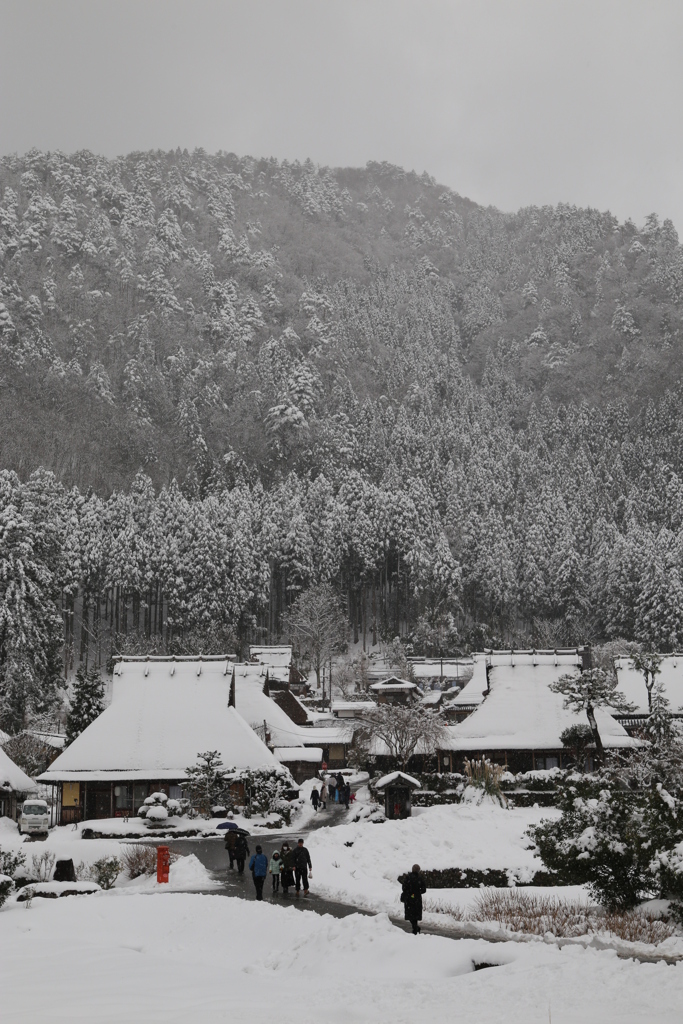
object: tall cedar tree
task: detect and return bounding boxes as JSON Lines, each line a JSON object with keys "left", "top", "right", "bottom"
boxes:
{"left": 66, "top": 664, "right": 105, "bottom": 745}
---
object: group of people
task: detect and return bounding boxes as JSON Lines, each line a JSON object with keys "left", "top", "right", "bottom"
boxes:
{"left": 225, "top": 830, "right": 313, "bottom": 901}
{"left": 310, "top": 772, "right": 351, "bottom": 812}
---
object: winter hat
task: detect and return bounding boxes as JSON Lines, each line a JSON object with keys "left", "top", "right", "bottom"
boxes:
{"left": 273, "top": 851, "right": 280, "bottom": 859}
{"left": 256, "top": 845, "right": 262, "bottom": 853}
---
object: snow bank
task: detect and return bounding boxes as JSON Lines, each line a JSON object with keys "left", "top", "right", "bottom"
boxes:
{"left": 1, "top": 891, "right": 682, "bottom": 1023}
{"left": 14, "top": 880, "right": 100, "bottom": 900}
{"left": 305, "top": 801, "right": 560, "bottom": 914}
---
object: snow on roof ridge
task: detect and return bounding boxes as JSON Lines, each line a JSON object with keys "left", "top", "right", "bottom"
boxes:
{"left": 116, "top": 654, "right": 235, "bottom": 662}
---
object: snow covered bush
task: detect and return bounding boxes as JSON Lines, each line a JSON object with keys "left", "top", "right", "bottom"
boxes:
{"left": 145, "top": 806, "right": 168, "bottom": 825}
{"left": 0, "top": 846, "right": 26, "bottom": 879}
{"left": 138, "top": 791, "right": 170, "bottom": 820}
{"left": 91, "top": 856, "right": 120, "bottom": 889}
{"left": 0, "top": 874, "right": 13, "bottom": 908}
{"left": 236, "top": 767, "right": 296, "bottom": 823}
{"left": 530, "top": 774, "right": 683, "bottom": 909}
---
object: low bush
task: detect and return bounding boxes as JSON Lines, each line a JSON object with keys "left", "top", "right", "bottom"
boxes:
{"left": 0, "top": 846, "right": 26, "bottom": 879}
{"left": 398, "top": 867, "right": 555, "bottom": 889}
{"left": 120, "top": 844, "right": 181, "bottom": 879}
{"left": 31, "top": 851, "right": 56, "bottom": 882}
{"left": 0, "top": 874, "right": 13, "bottom": 907}
{"left": 91, "top": 856, "right": 121, "bottom": 889}
{"left": 426, "top": 889, "right": 675, "bottom": 945}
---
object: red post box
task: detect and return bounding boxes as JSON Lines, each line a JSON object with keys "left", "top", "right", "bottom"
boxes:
{"left": 157, "top": 845, "right": 170, "bottom": 883}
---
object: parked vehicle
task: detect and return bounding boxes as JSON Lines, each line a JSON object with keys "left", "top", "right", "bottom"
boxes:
{"left": 18, "top": 799, "right": 49, "bottom": 835}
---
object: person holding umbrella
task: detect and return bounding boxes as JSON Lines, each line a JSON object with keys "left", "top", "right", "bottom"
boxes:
{"left": 234, "top": 832, "right": 250, "bottom": 874}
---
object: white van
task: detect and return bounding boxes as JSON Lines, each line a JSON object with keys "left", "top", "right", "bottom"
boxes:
{"left": 18, "top": 799, "right": 50, "bottom": 835}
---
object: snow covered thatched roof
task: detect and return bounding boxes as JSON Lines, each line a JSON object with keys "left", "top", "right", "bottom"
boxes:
{"left": 249, "top": 645, "right": 292, "bottom": 684}
{"left": 615, "top": 656, "right": 683, "bottom": 716}
{"left": 374, "top": 770, "right": 421, "bottom": 790}
{"left": 441, "top": 656, "right": 638, "bottom": 752}
{"left": 232, "top": 665, "right": 350, "bottom": 747}
{"left": 39, "top": 658, "right": 279, "bottom": 782}
{"left": 450, "top": 654, "right": 488, "bottom": 706}
{"left": 0, "top": 745, "right": 37, "bottom": 793}
{"left": 273, "top": 747, "right": 323, "bottom": 764}
{"left": 408, "top": 658, "right": 474, "bottom": 683}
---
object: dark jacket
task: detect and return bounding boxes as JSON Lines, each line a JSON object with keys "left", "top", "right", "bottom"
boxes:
{"left": 249, "top": 852, "right": 268, "bottom": 877}
{"left": 401, "top": 872, "right": 427, "bottom": 921}
{"left": 293, "top": 844, "right": 312, "bottom": 871}
{"left": 235, "top": 836, "right": 250, "bottom": 859}
{"left": 225, "top": 830, "right": 238, "bottom": 851}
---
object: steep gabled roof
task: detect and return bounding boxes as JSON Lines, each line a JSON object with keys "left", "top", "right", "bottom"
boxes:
{"left": 38, "top": 658, "right": 279, "bottom": 782}
{"left": 441, "top": 660, "right": 638, "bottom": 752}
{"left": 0, "top": 745, "right": 37, "bottom": 793}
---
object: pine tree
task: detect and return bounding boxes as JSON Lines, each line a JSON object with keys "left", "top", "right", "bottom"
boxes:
{"left": 66, "top": 663, "right": 105, "bottom": 744}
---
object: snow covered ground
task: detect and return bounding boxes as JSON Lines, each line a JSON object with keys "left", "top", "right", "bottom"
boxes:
{"left": 301, "top": 796, "right": 560, "bottom": 915}
{"left": 2, "top": 890, "right": 682, "bottom": 1024}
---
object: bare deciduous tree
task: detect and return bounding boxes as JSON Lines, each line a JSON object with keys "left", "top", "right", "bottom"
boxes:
{"left": 356, "top": 703, "right": 447, "bottom": 770}
{"left": 283, "top": 583, "right": 347, "bottom": 706}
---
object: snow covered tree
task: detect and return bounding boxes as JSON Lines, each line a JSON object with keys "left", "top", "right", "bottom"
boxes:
{"left": 184, "top": 750, "right": 232, "bottom": 817}
{"left": 0, "top": 482, "right": 63, "bottom": 733}
{"left": 65, "top": 663, "right": 105, "bottom": 744}
{"left": 550, "top": 668, "right": 634, "bottom": 765}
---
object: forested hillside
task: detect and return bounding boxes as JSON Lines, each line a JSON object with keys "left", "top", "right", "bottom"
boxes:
{"left": 3, "top": 148, "right": 683, "bottom": 730}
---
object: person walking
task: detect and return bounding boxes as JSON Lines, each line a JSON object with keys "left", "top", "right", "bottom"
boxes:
{"left": 235, "top": 833, "right": 250, "bottom": 874}
{"left": 269, "top": 850, "right": 282, "bottom": 894}
{"left": 311, "top": 787, "right": 320, "bottom": 812}
{"left": 343, "top": 782, "right": 351, "bottom": 810}
{"left": 280, "top": 841, "right": 295, "bottom": 896}
{"left": 293, "top": 838, "right": 312, "bottom": 896}
{"left": 249, "top": 845, "right": 268, "bottom": 901}
{"left": 328, "top": 777, "right": 337, "bottom": 804}
{"left": 401, "top": 864, "right": 427, "bottom": 934}
{"left": 225, "top": 828, "right": 238, "bottom": 869}
{"left": 319, "top": 781, "right": 328, "bottom": 809}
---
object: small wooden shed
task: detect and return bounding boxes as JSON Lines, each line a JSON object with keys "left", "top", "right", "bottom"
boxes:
{"left": 374, "top": 770, "right": 421, "bottom": 820}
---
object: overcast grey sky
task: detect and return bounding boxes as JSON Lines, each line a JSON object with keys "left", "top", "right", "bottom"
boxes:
{"left": 1, "top": 0, "right": 681, "bottom": 230}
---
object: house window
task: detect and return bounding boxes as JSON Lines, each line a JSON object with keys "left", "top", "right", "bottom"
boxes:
{"left": 545, "top": 757, "right": 559, "bottom": 770}
{"left": 133, "top": 783, "right": 148, "bottom": 810}
{"left": 114, "top": 785, "right": 130, "bottom": 810}
{"left": 169, "top": 785, "right": 183, "bottom": 800}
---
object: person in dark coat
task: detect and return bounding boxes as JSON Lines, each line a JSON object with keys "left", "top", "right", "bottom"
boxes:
{"left": 235, "top": 833, "right": 250, "bottom": 874}
{"left": 311, "top": 788, "right": 320, "bottom": 812}
{"left": 401, "top": 864, "right": 427, "bottom": 934}
{"left": 343, "top": 782, "right": 351, "bottom": 810}
{"left": 280, "top": 841, "right": 295, "bottom": 895}
{"left": 225, "top": 828, "right": 238, "bottom": 868}
{"left": 293, "top": 838, "right": 312, "bottom": 896}
{"left": 248, "top": 844, "right": 268, "bottom": 901}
